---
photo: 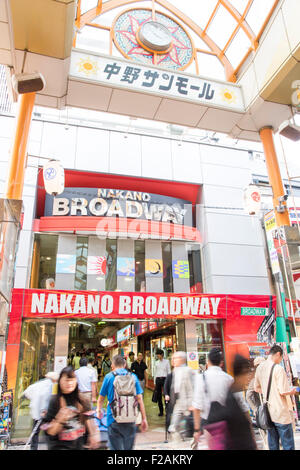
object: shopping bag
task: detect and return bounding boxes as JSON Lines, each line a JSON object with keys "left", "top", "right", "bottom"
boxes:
{"left": 184, "top": 412, "right": 194, "bottom": 438}
{"left": 152, "top": 390, "right": 158, "bottom": 403}
{"left": 204, "top": 421, "right": 228, "bottom": 450}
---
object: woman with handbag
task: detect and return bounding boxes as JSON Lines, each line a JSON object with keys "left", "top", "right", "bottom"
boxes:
{"left": 224, "top": 355, "right": 257, "bottom": 450}
{"left": 42, "top": 366, "right": 100, "bottom": 450}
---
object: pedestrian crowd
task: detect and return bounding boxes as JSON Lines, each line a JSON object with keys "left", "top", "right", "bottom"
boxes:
{"left": 22, "top": 344, "right": 298, "bottom": 451}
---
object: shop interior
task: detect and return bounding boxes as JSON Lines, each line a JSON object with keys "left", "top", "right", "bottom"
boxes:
{"left": 13, "top": 319, "right": 179, "bottom": 437}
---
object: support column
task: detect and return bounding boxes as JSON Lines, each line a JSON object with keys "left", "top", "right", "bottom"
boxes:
{"left": 260, "top": 126, "right": 290, "bottom": 345}
{"left": 54, "top": 320, "right": 69, "bottom": 373}
{"left": 259, "top": 126, "right": 291, "bottom": 227}
{"left": 5, "top": 92, "right": 36, "bottom": 200}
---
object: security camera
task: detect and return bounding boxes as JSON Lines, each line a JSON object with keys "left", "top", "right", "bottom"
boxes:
{"left": 278, "top": 195, "right": 288, "bottom": 202}
{"left": 279, "top": 120, "right": 300, "bottom": 141}
{"left": 12, "top": 72, "right": 45, "bottom": 94}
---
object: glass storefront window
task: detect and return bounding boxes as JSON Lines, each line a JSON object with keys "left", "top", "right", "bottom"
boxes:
{"left": 75, "top": 236, "right": 88, "bottom": 290}
{"left": 162, "top": 242, "right": 173, "bottom": 293}
{"left": 135, "top": 240, "right": 145, "bottom": 292}
{"left": 13, "top": 320, "right": 56, "bottom": 438}
{"left": 106, "top": 239, "right": 117, "bottom": 291}
{"left": 196, "top": 320, "right": 224, "bottom": 370}
{"left": 31, "top": 234, "right": 58, "bottom": 289}
{"left": 187, "top": 243, "right": 203, "bottom": 293}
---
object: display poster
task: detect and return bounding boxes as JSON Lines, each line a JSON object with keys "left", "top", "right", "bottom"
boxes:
{"left": 187, "top": 351, "right": 199, "bottom": 370}
{"left": 56, "top": 254, "right": 76, "bottom": 274}
{"left": 54, "top": 356, "right": 67, "bottom": 373}
{"left": 145, "top": 259, "right": 163, "bottom": 277}
{"left": 117, "top": 257, "right": 135, "bottom": 276}
{"left": 87, "top": 256, "right": 106, "bottom": 275}
{"left": 257, "top": 309, "right": 276, "bottom": 345}
{"left": 172, "top": 260, "right": 190, "bottom": 279}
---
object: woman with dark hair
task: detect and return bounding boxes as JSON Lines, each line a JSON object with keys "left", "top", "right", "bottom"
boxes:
{"left": 42, "top": 366, "right": 100, "bottom": 450}
{"left": 224, "top": 355, "right": 257, "bottom": 450}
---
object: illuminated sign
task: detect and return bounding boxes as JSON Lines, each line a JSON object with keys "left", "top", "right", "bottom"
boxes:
{"left": 45, "top": 187, "right": 193, "bottom": 226}
{"left": 117, "top": 324, "right": 132, "bottom": 343}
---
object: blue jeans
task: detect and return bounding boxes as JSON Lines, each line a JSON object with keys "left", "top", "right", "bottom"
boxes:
{"left": 108, "top": 422, "right": 137, "bottom": 450}
{"left": 268, "top": 422, "right": 295, "bottom": 450}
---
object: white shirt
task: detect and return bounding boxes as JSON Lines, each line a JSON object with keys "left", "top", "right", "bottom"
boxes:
{"left": 192, "top": 366, "right": 233, "bottom": 420}
{"left": 23, "top": 378, "right": 54, "bottom": 420}
{"left": 154, "top": 358, "right": 171, "bottom": 380}
{"left": 75, "top": 366, "right": 97, "bottom": 392}
{"left": 87, "top": 363, "right": 98, "bottom": 379}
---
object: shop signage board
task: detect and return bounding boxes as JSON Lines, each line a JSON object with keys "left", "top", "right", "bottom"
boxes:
{"left": 70, "top": 50, "right": 245, "bottom": 113}
{"left": 264, "top": 210, "right": 280, "bottom": 275}
{"left": 45, "top": 187, "right": 193, "bottom": 227}
{"left": 11, "top": 288, "right": 275, "bottom": 321}
{"left": 117, "top": 324, "right": 132, "bottom": 343}
{"left": 257, "top": 310, "right": 276, "bottom": 344}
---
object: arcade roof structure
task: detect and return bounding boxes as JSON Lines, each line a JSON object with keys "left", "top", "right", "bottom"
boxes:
{"left": 74, "top": 0, "right": 280, "bottom": 82}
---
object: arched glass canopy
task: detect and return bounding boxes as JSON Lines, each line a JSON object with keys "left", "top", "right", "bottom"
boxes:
{"left": 74, "top": 0, "right": 280, "bottom": 82}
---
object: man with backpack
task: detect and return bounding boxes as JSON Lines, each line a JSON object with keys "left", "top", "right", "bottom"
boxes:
{"left": 97, "top": 355, "right": 148, "bottom": 450}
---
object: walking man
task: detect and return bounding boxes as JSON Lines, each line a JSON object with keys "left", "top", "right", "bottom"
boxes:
{"left": 154, "top": 349, "right": 171, "bottom": 416}
{"left": 192, "top": 348, "right": 233, "bottom": 442}
{"left": 97, "top": 355, "right": 148, "bottom": 450}
{"left": 131, "top": 353, "right": 148, "bottom": 392}
{"left": 164, "top": 351, "right": 194, "bottom": 439}
{"left": 75, "top": 357, "right": 98, "bottom": 408}
{"left": 22, "top": 371, "right": 58, "bottom": 450}
{"left": 254, "top": 344, "right": 297, "bottom": 450}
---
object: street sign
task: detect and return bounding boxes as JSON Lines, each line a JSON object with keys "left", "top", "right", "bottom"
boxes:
{"left": 241, "top": 307, "right": 268, "bottom": 316}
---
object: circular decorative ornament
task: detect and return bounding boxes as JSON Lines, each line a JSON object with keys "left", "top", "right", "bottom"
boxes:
{"left": 113, "top": 8, "right": 194, "bottom": 71}
{"left": 137, "top": 21, "right": 172, "bottom": 53}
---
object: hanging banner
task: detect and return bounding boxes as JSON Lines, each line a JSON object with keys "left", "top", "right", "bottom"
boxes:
{"left": 11, "top": 288, "right": 275, "bottom": 321}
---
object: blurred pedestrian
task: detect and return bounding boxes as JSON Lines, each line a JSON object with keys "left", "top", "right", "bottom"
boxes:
{"left": 42, "top": 367, "right": 100, "bottom": 450}
{"left": 154, "top": 349, "right": 171, "bottom": 417}
{"left": 72, "top": 352, "right": 81, "bottom": 371}
{"left": 224, "top": 354, "right": 257, "bottom": 450}
{"left": 75, "top": 357, "right": 98, "bottom": 408}
{"left": 192, "top": 347, "right": 233, "bottom": 445}
{"left": 246, "top": 357, "right": 265, "bottom": 413}
{"left": 88, "top": 357, "right": 99, "bottom": 380}
{"left": 22, "top": 372, "right": 59, "bottom": 450}
{"left": 246, "top": 356, "right": 267, "bottom": 449}
{"left": 97, "top": 355, "right": 148, "bottom": 450}
{"left": 255, "top": 344, "right": 297, "bottom": 450}
{"left": 127, "top": 351, "right": 135, "bottom": 370}
{"left": 164, "top": 352, "right": 194, "bottom": 440}
{"left": 131, "top": 352, "right": 148, "bottom": 392}
{"left": 101, "top": 354, "right": 112, "bottom": 378}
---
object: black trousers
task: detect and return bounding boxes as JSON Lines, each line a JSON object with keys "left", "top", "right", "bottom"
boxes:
{"left": 30, "top": 419, "right": 41, "bottom": 450}
{"left": 155, "top": 377, "right": 166, "bottom": 415}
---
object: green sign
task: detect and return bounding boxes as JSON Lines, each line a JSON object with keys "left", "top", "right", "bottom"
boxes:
{"left": 241, "top": 307, "right": 268, "bottom": 316}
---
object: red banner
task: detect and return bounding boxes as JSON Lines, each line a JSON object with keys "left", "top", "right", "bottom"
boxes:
{"left": 11, "top": 288, "right": 275, "bottom": 321}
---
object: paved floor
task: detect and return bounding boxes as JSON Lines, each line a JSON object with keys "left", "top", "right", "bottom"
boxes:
{"left": 7, "top": 389, "right": 300, "bottom": 450}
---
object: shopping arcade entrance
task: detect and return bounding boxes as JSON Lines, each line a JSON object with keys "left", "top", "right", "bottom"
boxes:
{"left": 7, "top": 287, "right": 274, "bottom": 437}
